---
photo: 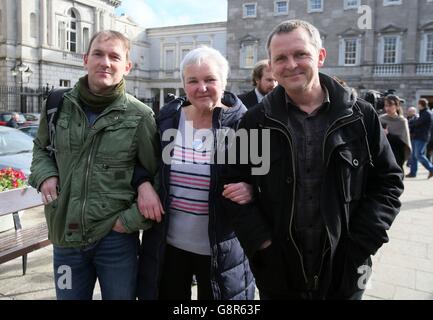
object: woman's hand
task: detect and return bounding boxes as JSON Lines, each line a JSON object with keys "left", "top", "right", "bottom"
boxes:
{"left": 222, "top": 182, "right": 254, "bottom": 205}
{"left": 137, "top": 182, "right": 165, "bottom": 222}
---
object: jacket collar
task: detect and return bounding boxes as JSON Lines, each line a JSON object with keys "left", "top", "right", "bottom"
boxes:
{"left": 262, "top": 72, "right": 356, "bottom": 123}
{"left": 157, "top": 91, "right": 247, "bottom": 131}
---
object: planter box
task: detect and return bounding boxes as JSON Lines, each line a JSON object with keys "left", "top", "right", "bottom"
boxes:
{"left": 0, "top": 186, "right": 43, "bottom": 217}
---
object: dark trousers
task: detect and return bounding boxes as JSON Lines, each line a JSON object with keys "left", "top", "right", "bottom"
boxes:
{"left": 159, "top": 244, "right": 213, "bottom": 300}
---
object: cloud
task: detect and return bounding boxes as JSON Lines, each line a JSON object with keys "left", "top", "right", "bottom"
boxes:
{"left": 116, "top": 0, "right": 227, "bottom": 28}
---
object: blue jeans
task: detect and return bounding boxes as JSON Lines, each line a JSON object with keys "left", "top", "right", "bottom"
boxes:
{"left": 409, "top": 139, "right": 433, "bottom": 176}
{"left": 53, "top": 230, "right": 139, "bottom": 300}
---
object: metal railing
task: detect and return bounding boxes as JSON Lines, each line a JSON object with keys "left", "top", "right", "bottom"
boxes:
{"left": 0, "top": 86, "right": 47, "bottom": 113}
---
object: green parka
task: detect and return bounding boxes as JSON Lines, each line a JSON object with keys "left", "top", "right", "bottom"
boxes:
{"left": 29, "top": 85, "right": 159, "bottom": 247}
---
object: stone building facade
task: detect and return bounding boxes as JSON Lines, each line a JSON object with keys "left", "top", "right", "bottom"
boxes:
{"left": 227, "top": 0, "right": 433, "bottom": 106}
{"left": 1, "top": 0, "right": 433, "bottom": 112}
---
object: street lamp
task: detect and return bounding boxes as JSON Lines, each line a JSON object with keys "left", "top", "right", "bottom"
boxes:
{"left": 11, "top": 61, "right": 33, "bottom": 113}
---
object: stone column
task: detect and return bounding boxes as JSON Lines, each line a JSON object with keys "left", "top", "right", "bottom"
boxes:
{"left": 94, "top": 9, "right": 100, "bottom": 33}
{"left": 175, "top": 88, "right": 180, "bottom": 97}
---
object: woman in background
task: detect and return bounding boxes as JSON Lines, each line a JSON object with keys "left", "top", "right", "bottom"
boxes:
{"left": 379, "top": 95, "right": 411, "bottom": 170}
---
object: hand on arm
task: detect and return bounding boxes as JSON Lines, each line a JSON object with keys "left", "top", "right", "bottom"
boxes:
{"left": 137, "top": 181, "right": 165, "bottom": 223}
{"left": 222, "top": 182, "right": 254, "bottom": 205}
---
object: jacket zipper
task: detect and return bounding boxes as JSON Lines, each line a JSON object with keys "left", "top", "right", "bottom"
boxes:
{"left": 81, "top": 137, "right": 95, "bottom": 240}
{"left": 263, "top": 111, "right": 362, "bottom": 291}
{"left": 261, "top": 114, "right": 309, "bottom": 286}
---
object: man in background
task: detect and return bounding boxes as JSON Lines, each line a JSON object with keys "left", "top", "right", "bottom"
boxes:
{"left": 238, "top": 59, "right": 277, "bottom": 109}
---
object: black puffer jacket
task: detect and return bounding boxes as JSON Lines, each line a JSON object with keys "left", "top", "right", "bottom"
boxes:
{"left": 222, "top": 74, "right": 404, "bottom": 299}
{"left": 137, "top": 92, "right": 255, "bottom": 300}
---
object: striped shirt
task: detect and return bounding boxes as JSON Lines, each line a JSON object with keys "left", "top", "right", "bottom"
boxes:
{"left": 166, "top": 110, "right": 213, "bottom": 255}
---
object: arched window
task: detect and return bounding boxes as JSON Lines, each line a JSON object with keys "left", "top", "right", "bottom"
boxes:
{"left": 58, "top": 9, "right": 79, "bottom": 52}
{"left": 30, "top": 13, "right": 37, "bottom": 38}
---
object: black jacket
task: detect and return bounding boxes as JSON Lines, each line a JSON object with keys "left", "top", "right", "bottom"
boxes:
{"left": 409, "top": 108, "right": 432, "bottom": 142}
{"left": 238, "top": 89, "right": 259, "bottom": 109}
{"left": 223, "top": 74, "right": 404, "bottom": 299}
{"left": 137, "top": 92, "right": 255, "bottom": 300}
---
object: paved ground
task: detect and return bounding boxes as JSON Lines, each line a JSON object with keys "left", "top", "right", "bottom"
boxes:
{"left": 0, "top": 167, "right": 432, "bottom": 300}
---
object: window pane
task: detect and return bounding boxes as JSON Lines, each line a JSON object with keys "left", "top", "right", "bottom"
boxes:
{"left": 383, "top": 37, "right": 397, "bottom": 64}
{"left": 426, "top": 34, "right": 433, "bottom": 62}
{"left": 245, "top": 45, "right": 255, "bottom": 67}
{"left": 310, "top": 0, "right": 322, "bottom": 10}
{"left": 277, "top": 1, "right": 288, "bottom": 13}
{"left": 245, "top": 4, "right": 256, "bottom": 16}
{"left": 165, "top": 50, "right": 175, "bottom": 70}
{"left": 344, "top": 39, "right": 357, "bottom": 65}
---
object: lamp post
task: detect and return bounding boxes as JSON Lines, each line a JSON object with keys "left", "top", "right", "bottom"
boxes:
{"left": 11, "top": 61, "right": 33, "bottom": 113}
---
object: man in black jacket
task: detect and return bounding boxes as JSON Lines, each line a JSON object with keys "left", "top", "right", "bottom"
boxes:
{"left": 238, "top": 60, "right": 277, "bottom": 109}
{"left": 406, "top": 98, "right": 433, "bottom": 178}
{"left": 223, "top": 19, "right": 404, "bottom": 300}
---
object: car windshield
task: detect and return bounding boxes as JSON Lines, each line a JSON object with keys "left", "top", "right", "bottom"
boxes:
{"left": 0, "top": 129, "right": 34, "bottom": 155}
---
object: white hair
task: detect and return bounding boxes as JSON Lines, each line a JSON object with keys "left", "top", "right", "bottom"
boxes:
{"left": 180, "top": 46, "right": 230, "bottom": 89}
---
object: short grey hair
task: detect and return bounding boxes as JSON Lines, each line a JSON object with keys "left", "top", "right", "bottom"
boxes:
{"left": 180, "top": 46, "right": 230, "bottom": 89}
{"left": 266, "top": 19, "right": 323, "bottom": 58}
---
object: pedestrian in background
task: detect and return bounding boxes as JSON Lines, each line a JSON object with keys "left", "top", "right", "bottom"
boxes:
{"left": 379, "top": 95, "right": 412, "bottom": 170}
{"left": 406, "top": 98, "right": 433, "bottom": 179}
{"left": 238, "top": 59, "right": 277, "bottom": 109}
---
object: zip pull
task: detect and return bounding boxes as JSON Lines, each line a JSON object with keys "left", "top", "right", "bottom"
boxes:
{"left": 314, "top": 275, "right": 319, "bottom": 291}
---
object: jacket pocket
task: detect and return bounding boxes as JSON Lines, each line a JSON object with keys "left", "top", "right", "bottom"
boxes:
{"left": 97, "top": 119, "right": 140, "bottom": 157}
{"left": 55, "top": 115, "right": 71, "bottom": 153}
{"left": 338, "top": 147, "right": 368, "bottom": 202}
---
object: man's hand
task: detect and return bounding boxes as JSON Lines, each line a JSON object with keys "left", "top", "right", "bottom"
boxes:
{"left": 40, "top": 177, "right": 59, "bottom": 205}
{"left": 222, "top": 182, "right": 254, "bottom": 205}
{"left": 137, "top": 181, "right": 165, "bottom": 223}
{"left": 112, "top": 218, "right": 126, "bottom": 233}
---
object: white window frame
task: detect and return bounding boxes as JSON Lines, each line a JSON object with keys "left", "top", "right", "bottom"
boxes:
{"left": 344, "top": 0, "right": 360, "bottom": 10}
{"left": 180, "top": 45, "right": 193, "bottom": 64}
{"left": 420, "top": 33, "right": 433, "bottom": 63}
{"left": 378, "top": 35, "right": 401, "bottom": 64}
{"left": 243, "top": 3, "right": 257, "bottom": 18}
{"left": 164, "top": 47, "right": 176, "bottom": 71}
{"left": 274, "top": 1, "right": 289, "bottom": 15}
{"left": 339, "top": 37, "right": 361, "bottom": 66}
{"left": 240, "top": 42, "right": 258, "bottom": 68}
{"left": 383, "top": 0, "right": 402, "bottom": 6}
{"left": 308, "top": 0, "right": 324, "bottom": 12}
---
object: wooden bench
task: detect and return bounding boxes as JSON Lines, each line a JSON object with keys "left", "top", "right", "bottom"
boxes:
{"left": 0, "top": 187, "right": 50, "bottom": 275}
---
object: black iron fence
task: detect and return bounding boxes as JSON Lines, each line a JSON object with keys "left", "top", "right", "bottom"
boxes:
{"left": 0, "top": 86, "right": 49, "bottom": 114}
{"left": 1, "top": 86, "right": 160, "bottom": 115}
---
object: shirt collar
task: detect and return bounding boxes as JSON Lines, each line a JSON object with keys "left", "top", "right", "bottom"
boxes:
{"left": 285, "top": 85, "right": 330, "bottom": 115}
{"left": 254, "top": 88, "right": 265, "bottom": 103}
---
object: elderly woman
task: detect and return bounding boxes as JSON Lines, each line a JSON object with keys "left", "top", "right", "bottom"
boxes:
{"left": 379, "top": 95, "right": 411, "bottom": 170}
{"left": 136, "top": 46, "right": 255, "bottom": 300}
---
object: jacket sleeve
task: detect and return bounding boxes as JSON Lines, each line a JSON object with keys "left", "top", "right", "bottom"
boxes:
{"left": 220, "top": 115, "right": 272, "bottom": 258}
{"left": 118, "top": 110, "right": 161, "bottom": 233}
{"left": 29, "top": 100, "right": 59, "bottom": 190}
{"left": 348, "top": 102, "right": 404, "bottom": 264}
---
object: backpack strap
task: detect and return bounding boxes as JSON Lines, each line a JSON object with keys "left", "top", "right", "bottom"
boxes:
{"left": 45, "top": 87, "right": 71, "bottom": 159}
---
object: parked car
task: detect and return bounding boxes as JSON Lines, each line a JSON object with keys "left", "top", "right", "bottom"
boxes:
{"left": 0, "top": 126, "right": 34, "bottom": 177}
{"left": 0, "top": 112, "right": 28, "bottom": 127}
{"left": 23, "top": 113, "right": 41, "bottom": 125}
{"left": 19, "top": 125, "right": 39, "bottom": 138}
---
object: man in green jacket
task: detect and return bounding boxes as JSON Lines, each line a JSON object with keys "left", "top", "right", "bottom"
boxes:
{"left": 29, "top": 30, "right": 161, "bottom": 300}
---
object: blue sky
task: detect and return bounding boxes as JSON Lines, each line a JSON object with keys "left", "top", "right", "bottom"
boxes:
{"left": 115, "top": 0, "right": 228, "bottom": 28}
